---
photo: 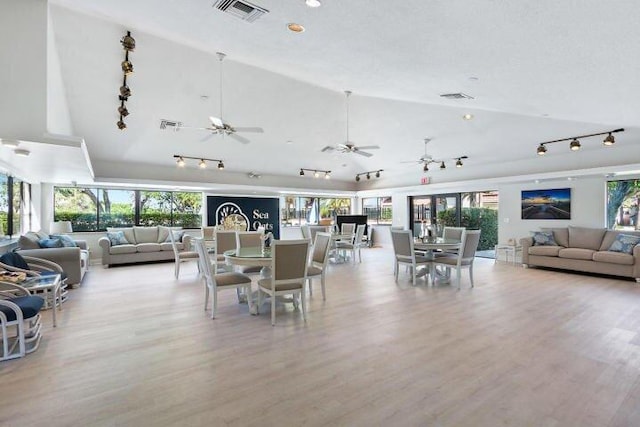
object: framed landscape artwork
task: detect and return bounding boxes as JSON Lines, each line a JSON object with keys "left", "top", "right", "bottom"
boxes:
{"left": 521, "top": 188, "right": 571, "bottom": 220}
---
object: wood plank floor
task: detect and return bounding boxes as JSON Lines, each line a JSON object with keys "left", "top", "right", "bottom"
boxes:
{"left": 2, "top": 247, "right": 640, "bottom": 426}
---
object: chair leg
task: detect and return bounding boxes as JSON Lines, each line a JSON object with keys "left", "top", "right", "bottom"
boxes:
{"left": 212, "top": 288, "right": 218, "bottom": 319}
{"left": 456, "top": 267, "right": 461, "bottom": 290}
{"left": 394, "top": 261, "right": 399, "bottom": 283}
{"left": 256, "top": 289, "right": 263, "bottom": 314}
{"left": 320, "top": 273, "right": 326, "bottom": 301}
{"left": 308, "top": 278, "right": 313, "bottom": 296}
{"left": 204, "top": 284, "right": 209, "bottom": 311}
{"left": 271, "top": 293, "right": 276, "bottom": 326}
{"left": 412, "top": 264, "right": 416, "bottom": 286}
{"left": 301, "top": 289, "right": 307, "bottom": 323}
{"left": 358, "top": 247, "right": 362, "bottom": 263}
{"left": 469, "top": 264, "right": 474, "bottom": 287}
{"left": 174, "top": 259, "right": 180, "bottom": 279}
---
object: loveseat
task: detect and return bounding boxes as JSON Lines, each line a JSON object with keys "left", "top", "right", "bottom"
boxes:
{"left": 520, "top": 226, "right": 640, "bottom": 282}
{"left": 17, "top": 231, "right": 89, "bottom": 286}
{"left": 98, "top": 226, "right": 193, "bottom": 267}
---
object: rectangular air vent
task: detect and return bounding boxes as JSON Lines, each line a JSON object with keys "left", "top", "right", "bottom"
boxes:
{"left": 439, "top": 93, "right": 474, "bottom": 100}
{"left": 159, "top": 119, "right": 182, "bottom": 131}
{"left": 213, "top": 0, "right": 269, "bottom": 22}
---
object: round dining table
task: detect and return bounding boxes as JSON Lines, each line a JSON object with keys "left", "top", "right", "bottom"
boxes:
{"left": 413, "top": 237, "right": 462, "bottom": 285}
{"left": 224, "top": 247, "right": 272, "bottom": 314}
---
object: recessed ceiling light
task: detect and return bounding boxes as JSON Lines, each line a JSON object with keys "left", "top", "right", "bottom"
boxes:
{"left": 200, "top": 95, "right": 209, "bottom": 100}
{"left": 14, "top": 148, "right": 30, "bottom": 157}
{"left": 462, "top": 113, "right": 474, "bottom": 120}
{"left": 468, "top": 76, "right": 479, "bottom": 81}
{"left": 306, "top": 0, "right": 321, "bottom": 7}
{"left": 287, "top": 23, "right": 305, "bottom": 33}
{"left": 286, "top": 140, "right": 293, "bottom": 145}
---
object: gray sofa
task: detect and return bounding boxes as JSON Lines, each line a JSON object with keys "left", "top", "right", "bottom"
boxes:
{"left": 98, "top": 226, "right": 193, "bottom": 267}
{"left": 521, "top": 226, "right": 640, "bottom": 282}
{"left": 18, "top": 231, "right": 89, "bottom": 286}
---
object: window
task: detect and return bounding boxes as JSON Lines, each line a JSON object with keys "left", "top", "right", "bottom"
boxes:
{"left": 0, "top": 174, "right": 8, "bottom": 237}
{"left": 0, "top": 175, "right": 31, "bottom": 238}
{"left": 280, "top": 196, "right": 352, "bottom": 227}
{"left": 607, "top": 179, "right": 640, "bottom": 229}
{"left": 54, "top": 187, "right": 202, "bottom": 231}
{"left": 362, "top": 197, "right": 392, "bottom": 225}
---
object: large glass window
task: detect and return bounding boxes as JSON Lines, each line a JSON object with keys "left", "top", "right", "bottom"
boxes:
{"left": 54, "top": 187, "right": 202, "bottom": 231}
{"left": 0, "top": 175, "right": 8, "bottom": 237}
{"left": 0, "top": 175, "right": 32, "bottom": 238}
{"left": 362, "top": 197, "right": 392, "bottom": 225}
{"left": 319, "top": 198, "right": 351, "bottom": 225}
{"left": 607, "top": 179, "right": 640, "bottom": 229}
{"left": 280, "top": 196, "right": 352, "bottom": 227}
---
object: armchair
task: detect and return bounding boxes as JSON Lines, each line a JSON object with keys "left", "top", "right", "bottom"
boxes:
{"left": 0, "top": 281, "right": 44, "bottom": 361}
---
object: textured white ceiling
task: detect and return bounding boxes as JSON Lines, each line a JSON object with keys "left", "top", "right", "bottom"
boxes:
{"left": 44, "top": 0, "right": 640, "bottom": 188}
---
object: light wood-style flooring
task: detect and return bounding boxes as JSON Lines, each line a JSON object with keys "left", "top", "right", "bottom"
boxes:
{"left": 2, "top": 248, "right": 640, "bottom": 426}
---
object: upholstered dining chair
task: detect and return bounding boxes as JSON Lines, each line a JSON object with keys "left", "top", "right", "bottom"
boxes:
{"left": 257, "top": 239, "right": 310, "bottom": 326}
{"left": 201, "top": 226, "right": 216, "bottom": 242}
{"left": 307, "top": 232, "right": 332, "bottom": 300}
{"left": 236, "top": 231, "right": 264, "bottom": 275}
{"left": 435, "top": 226, "right": 466, "bottom": 256}
{"left": 432, "top": 230, "right": 481, "bottom": 289}
{"left": 214, "top": 231, "right": 237, "bottom": 273}
{"left": 194, "top": 238, "right": 252, "bottom": 319}
{"left": 341, "top": 223, "right": 356, "bottom": 235}
{"left": 0, "top": 281, "right": 44, "bottom": 361}
{"left": 336, "top": 224, "right": 367, "bottom": 263}
{"left": 390, "top": 230, "right": 431, "bottom": 286}
{"left": 168, "top": 230, "right": 199, "bottom": 279}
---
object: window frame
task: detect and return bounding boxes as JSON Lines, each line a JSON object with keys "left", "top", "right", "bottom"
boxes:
{"left": 362, "top": 196, "right": 392, "bottom": 225}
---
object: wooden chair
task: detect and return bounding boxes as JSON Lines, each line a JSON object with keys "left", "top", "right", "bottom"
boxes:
{"left": 257, "top": 239, "right": 310, "bottom": 326}
{"left": 194, "top": 238, "right": 252, "bottom": 319}
{"left": 214, "top": 231, "right": 237, "bottom": 274}
{"left": 0, "top": 281, "right": 44, "bottom": 361}
{"left": 336, "top": 224, "right": 367, "bottom": 263}
{"left": 236, "top": 231, "right": 264, "bottom": 275}
{"left": 168, "top": 230, "right": 199, "bottom": 279}
{"left": 390, "top": 230, "right": 431, "bottom": 286}
{"left": 307, "top": 232, "right": 332, "bottom": 300}
{"left": 432, "top": 230, "right": 481, "bottom": 289}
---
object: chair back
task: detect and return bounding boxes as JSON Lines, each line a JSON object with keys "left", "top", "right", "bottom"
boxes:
{"left": 272, "top": 239, "right": 310, "bottom": 283}
{"left": 201, "top": 226, "right": 216, "bottom": 241}
{"left": 194, "top": 238, "right": 218, "bottom": 288}
{"left": 461, "top": 230, "right": 481, "bottom": 261}
{"left": 354, "top": 224, "right": 366, "bottom": 244}
{"left": 216, "top": 231, "right": 237, "bottom": 254}
{"left": 237, "top": 231, "right": 262, "bottom": 248}
{"left": 309, "top": 226, "right": 330, "bottom": 241}
{"left": 300, "top": 225, "right": 311, "bottom": 240}
{"left": 311, "top": 232, "right": 332, "bottom": 268}
{"left": 341, "top": 223, "right": 356, "bottom": 235}
{"left": 443, "top": 227, "right": 465, "bottom": 241}
{"left": 390, "top": 226, "right": 405, "bottom": 231}
{"left": 167, "top": 229, "right": 180, "bottom": 256}
{"left": 391, "top": 230, "right": 414, "bottom": 261}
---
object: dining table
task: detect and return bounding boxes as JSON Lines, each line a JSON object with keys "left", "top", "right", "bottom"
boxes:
{"left": 224, "top": 246, "right": 272, "bottom": 314}
{"left": 329, "top": 233, "right": 354, "bottom": 263}
{"left": 413, "top": 237, "right": 462, "bottom": 285}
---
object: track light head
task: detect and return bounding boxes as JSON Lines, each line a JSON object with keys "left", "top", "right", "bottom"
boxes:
{"left": 121, "top": 32, "right": 136, "bottom": 51}
{"left": 440, "top": 161, "right": 446, "bottom": 170}
{"left": 537, "top": 144, "right": 547, "bottom": 156}
{"left": 217, "top": 161, "right": 225, "bottom": 170}
{"left": 569, "top": 138, "right": 581, "bottom": 151}
{"left": 176, "top": 156, "right": 185, "bottom": 167}
{"left": 325, "top": 172, "right": 330, "bottom": 180}
{"left": 118, "top": 105, "right": 129, "bottom": 117}
{"left": 375, "top": 170, "right": 380, "bottom": 178}
{"left": 603, "top": 133, "right": 615, "bottom": 146}
{"left": 121, "top": 60, "right": 134, "bottom": 75}
{"left": 423, "top": 163, "right": 429, "bottom": 172}
{"left": 199, "top": 159, "right": 207, "bottom": 169}
{"left": 314, "top": 170, "right": 320, "bottom": 178}
{"left": 117, "top": 119, "right": 127, "bottom": 130}
{"left": 299, "top": 169, "right": 304, "bottom": 176}
{"left": 456, "top": 158, "right": 463, "bottom": 168}
{"left": 356, "top": 175, "right": 360, "bottom": 182}
{"left": 366, "top": 173, "right": 371, "bottom": 180}
{"left": 120, "top": 85, "right": 131, "bottom": 99}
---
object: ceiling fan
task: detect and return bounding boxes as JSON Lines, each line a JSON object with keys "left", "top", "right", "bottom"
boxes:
{"left": 182, "top": 52, "right": 263, "bottom": 144}
{"left": 402, "top": 138, "right": 468, "bottom": 171}
{"left": 321, "top": 91, "right": 380, "bottom": 157}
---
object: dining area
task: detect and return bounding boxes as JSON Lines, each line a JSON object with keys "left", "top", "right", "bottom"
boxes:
{"left": 390, "top": 227, "right": 481, "bottom": 289}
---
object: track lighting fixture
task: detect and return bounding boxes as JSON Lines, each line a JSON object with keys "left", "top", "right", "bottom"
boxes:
{"left": 455, "top": 158, "right": 463, "bottom": 168}
{"left": 440, "top": 161, "right": 446, "bottom": 170}
{"left": 116, "top": 31, "right": 134, "bottom": 130}
{"left": 119, "top": 85, "right": 131, "bottom": 99}
{"left": 423, "top": 163, "right": 429, "bottom": 172}
{"left": 118, "top": 105, "right": 129, "bottom": 117}
{"left": 173, "top": 155, "right": 225, "bottom": 170}
{"left": 117, "top": 119, "right": 127, "bottom": 130}
{"left": 535, "top": 128, "right": 624, "bottom": 155}
{"left": 120, "top": 31, "right": 136, "bottom": 51}
{"left": 121, "top": 60, "right": 133, "bottom": 75}
{"left": 355, "top": 170, "right": 383, "bottom": 182}
{"left": 299, "top": 168, "right": 331, "bottom": 179}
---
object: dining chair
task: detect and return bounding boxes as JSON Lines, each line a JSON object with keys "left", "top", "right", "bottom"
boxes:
{"left": 300, "top": 225, "right": 312, "bottom": 240}
{"left": 432, "top": 230, "right": 481, "bottom": 289}
{"left": 436, "top": 226, "right": 466, "bottom": 256}
{"left": 168, "top": 230, "right": 200, "bottom": 279}
{"left": 236, "top": 231, "right": 264, "bottom": 275}
{"left": 390, "top": 230, "right": 431, "bottom": 286}
{"left": 201, "top": 226, "right": 216, "bottom": 242}
{"left": 194, "top": 238, "right": 253, "bottom": 319}
{"left": 341, "top": 223, "right": 356, "bottom": 235}
{"left": 0, "top": 281, "right": 44, "bottom": 361}
{"left": 215, "top": 231, "right": 238, "bottom": 273}
{"left": 307, "top": 232, "right": 332, "bottom": 300}
{"left": 336, "top": 224, "right": 367, "bottom": 263}
{"left": 257, "top": 239, "right": 310, "bottom": 326}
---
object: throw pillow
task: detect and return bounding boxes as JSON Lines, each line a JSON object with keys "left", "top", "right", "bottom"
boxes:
{"left": 608, "top": 234, "right": 640, "bottom": 254}
{"left": 50, "top": 234, "right": 77, "bottom": 247}
{"left": 38, "top": 238, "right": 64, "bottom": 248}
{"left": 0, "top": 251, "right": 30, "bottom": 270}
{"left": 107, "top": 230, "right": 130, "bottom": 246}
{"left": 165, "top": 230, "right": 184, "bottom": 243}
{"left": 531, "top": 231, "right": 557, "bottom": 246}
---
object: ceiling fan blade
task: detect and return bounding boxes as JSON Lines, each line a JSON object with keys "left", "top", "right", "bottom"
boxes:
{"left": 354, "top": 150, "right": 373, "bottom": 158}
{"left": 200, "top": 132, "right": 216, "bottom": 142}
{"left": 336, "top": 143, "right": 350, "bottom": 150}
{"left": 234, "top": 127, "right": 264, "bottom": 133}
{"left": 229, "top": 133, "right": 250, "bottom": 144}
{"left": 355, "top": 145, "right": 380, "bottom": 150}
{"left": 209, "top": 116, "right": 224, "bottom": 127}
{"left": 321, "top": 146, "right": 336, "bottom": 152}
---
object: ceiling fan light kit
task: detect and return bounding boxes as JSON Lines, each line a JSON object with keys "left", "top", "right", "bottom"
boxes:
{"left": 300, "top": 168, "right": 330, "bottom": 179}
{"left": 117, "top": 31, "right": 135, "bottom": 130}
{"left": 535, "top": 128, "right": 624, "bottom": 156}
{"left": 174, "top": 155, "right": 224, "bottom": 170}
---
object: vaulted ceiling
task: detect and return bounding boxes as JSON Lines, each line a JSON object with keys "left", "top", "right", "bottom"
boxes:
{"left": 7, "top": 0, "right": 640, "bottom": 190}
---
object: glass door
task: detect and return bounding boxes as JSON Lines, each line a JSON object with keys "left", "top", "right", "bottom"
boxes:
{"left": 411, "top": 196, "right": 432, "bottom": 238}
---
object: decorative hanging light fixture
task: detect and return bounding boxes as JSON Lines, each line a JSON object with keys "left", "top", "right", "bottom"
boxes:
{"left": 534, "top": 128, "right": 624, "bottom": 155}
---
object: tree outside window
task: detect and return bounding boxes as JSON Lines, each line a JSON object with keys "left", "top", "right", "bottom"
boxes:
{"left": 607, "top": 179, "right": 640, "bottom": 229}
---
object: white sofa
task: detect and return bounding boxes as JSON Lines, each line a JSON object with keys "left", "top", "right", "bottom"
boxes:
{"left": 98, "top": 226, "right": 192, "bottom": 267}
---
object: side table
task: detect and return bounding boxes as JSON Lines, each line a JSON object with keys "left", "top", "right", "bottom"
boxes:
{"left": 21, "top": 274, "right": 62, "bottom": 327}
{"left": 494, "top": 244, "right": 522, "bottom": 265}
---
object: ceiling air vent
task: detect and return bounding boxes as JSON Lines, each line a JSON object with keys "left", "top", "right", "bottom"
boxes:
{"left": 213, "top": 0, "right": 269, "bottom": 22}
{"left": 440, "top": 93, "right": 474, "bottom": 100}
{"left": 159, "top": 119, "right": 183, "bottom": 131}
